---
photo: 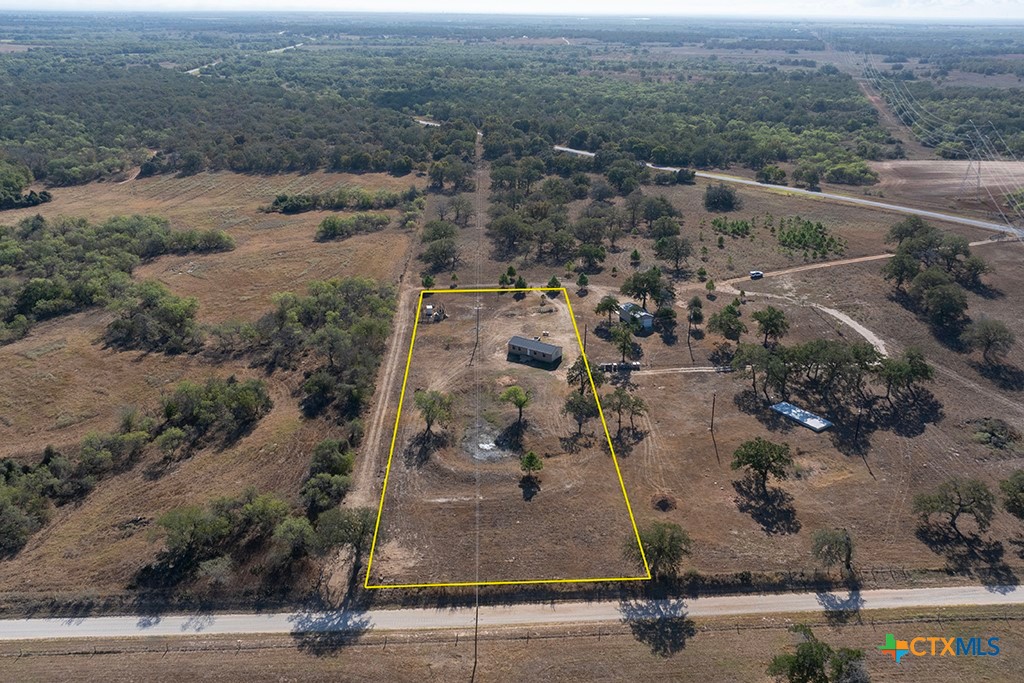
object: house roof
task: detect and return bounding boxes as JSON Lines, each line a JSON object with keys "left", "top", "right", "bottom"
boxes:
{"left": 620, "top": 302, "right": 654, "bottom": 318}
{"left": 508, "top": 335, "right": 561, "bottom": 355}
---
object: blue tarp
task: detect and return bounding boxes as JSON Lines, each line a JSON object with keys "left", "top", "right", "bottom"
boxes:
{"left": 770, "top": 402, "right": 833, "bottom": 432}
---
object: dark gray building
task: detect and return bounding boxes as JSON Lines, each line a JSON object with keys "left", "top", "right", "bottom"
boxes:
{"left": 507, "top": 335, "right": 563, "bottom": 365}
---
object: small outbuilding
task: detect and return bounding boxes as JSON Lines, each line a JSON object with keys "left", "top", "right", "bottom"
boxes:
{"left": 619, "top": 302, "right": 654, "bottom": 331}
{"left": 507, "top": 335, "right": 562, "bottom": 366}
{"left": 771, "top": 402, "right": 833, "bottom": 432}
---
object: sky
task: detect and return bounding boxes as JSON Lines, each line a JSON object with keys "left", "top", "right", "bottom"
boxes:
{"left": 1, "top": 0, "right": 1024, "bottom": 20}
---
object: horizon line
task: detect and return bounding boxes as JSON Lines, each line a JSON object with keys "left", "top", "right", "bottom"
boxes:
{"left": 0, "top": 9, "right": 1023, "bottom": 24}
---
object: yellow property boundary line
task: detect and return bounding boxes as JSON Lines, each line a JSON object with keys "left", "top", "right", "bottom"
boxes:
{"left": 363, "top": 286, "right": 651, "bottom": 589}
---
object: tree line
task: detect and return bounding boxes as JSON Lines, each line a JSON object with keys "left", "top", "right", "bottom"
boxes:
{"left": 266, "top": 185, "right": 420, "bottom": 215}
{"left": 0, "top": 48, "right": 479, "bottom": 185}
{"left": 1, "top": 26, "right": 904, "bottom": 188}
{"left": 0, "top": 158, "right": 50, "bottom": 211}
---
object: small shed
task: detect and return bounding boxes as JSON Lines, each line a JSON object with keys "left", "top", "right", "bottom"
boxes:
{"left": 619, "top": 302, "right": 654, "bottom": 331}
{"left": 771, "top": 402, "right": 833, "bottom": 432}
{"left": 508, "top": 335, "right": 562, "bottom": 366}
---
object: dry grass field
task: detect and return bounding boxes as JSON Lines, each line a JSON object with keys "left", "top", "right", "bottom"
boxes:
{"left": 2, "top": 606, "right": 1021, "bottom": 682}
{"left": 7, "top": 170, "right": 419, "bottom": 324}
{"left": 869, "top": 159, "right": 1024, "bottom": 218}
{"left": 369, "top": 290, "right": 643, "bottom": 586}
{"left": 0, "top": 145, "right": 1020, "bottom": 607}
{"left": 556, "top": 233, "right": 1024, "bottom": 582}
{"left": 0, "top": 170, "right": 423, "bottom": 602}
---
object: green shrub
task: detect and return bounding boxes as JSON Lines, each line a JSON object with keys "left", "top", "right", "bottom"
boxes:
{"left": 316, "top": 213, "right": 390, "bottom": 242}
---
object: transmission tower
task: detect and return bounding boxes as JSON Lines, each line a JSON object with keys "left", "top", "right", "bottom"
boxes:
{"left": 955, "top": 150, "right": 983, "bottom": 203}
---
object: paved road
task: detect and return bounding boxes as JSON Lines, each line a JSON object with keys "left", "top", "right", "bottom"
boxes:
{"left": 0, "top": 586, "right": 1018, "bottom": 641}
{"left": 552, "top": 146, "right": 1024, "bottom": 239}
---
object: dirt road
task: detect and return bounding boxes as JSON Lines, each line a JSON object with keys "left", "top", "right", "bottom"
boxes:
{"left": 713, "top": 236, "right": 1009, "bottom": 357}
{"left": 349, "top": 135, "right": 490, "bottom": 509}
{"left": 1, "top": 585, "right": 1019, "bottom": 641}
{"left": 346, "top": 257, "right": 418, "bottom": 509}
{"left": 722, "top": 237, "right": 1003, "bottom": 288}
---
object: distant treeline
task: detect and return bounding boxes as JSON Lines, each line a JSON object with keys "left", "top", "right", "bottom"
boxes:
{"left": 0, "top": 27, "right": 897, "bottom": 188}
{"left": 0, "top": 51, "right": 478, "bottom": 186}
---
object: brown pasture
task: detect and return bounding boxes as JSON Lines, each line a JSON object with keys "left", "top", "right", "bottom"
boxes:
{"left": 0, "top": 170, "right": 421, "bottom": 600}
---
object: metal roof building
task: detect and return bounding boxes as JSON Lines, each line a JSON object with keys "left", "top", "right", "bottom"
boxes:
{"left": 619, "top": 302, "right": 654, "bottom": 331}
{"left": 770, "top": 402, "right": 833, "bottom": 432}
{"left": 507, "top": 336, "right": 563, "bottom": 365}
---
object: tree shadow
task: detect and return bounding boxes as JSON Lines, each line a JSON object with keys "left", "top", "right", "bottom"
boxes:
{"left": 972, "top": 361, "right": 1024, "bottom": 392}
{"left": 619, "top": 599, "right": 697, "bottom": 657}
{"left": 611, "top": 427, "right": 649, "bottom": 457}
{"left": 872, "top": 388, "right": 945, "bottom": 438}
{"left": 221, "top": 418, "right": 264, "bottom": 450}
{"left": 608, "top": 372, "right": 639, "bottom": 390}
{"left": 289, "top": 610, "right": 372, "bottom": 656}
{"left": 931, "top": 322, "right": 971, "bottom": 353}
{"left": 963, "top": 280, "right": 1004, "bottom": 300}
{"left": 826, "top": 405, "right": 874, "bottom": 458}
{"left": 519, "top": 475, "right": 540, "bottom": 501}
{"left": 1010, "top": 535, "right": 1024, "bottom": 561}
{"left": 559, "top": 431, "right": 593, "bottom": 453}
{"left": 132, "top": 552, "right": 199, "bottom": 590}
{"left": 593, "top": 324, "right": 613, "bottom": 341}
{"left": 732, "top": 389, "right": 793, "bottom": 433}
{"left": 708, "top": 342, "right": 733, "bottom": 366}
{"left": 815, "top": 584, "right": 864, "bottom": 626}
{"left": 403, "top": 430, "right": 451, "bottom": 467}
{"left": 496, "top": 421, "right": 526, "bottom": 452}
{"left": 915, "top": 523, "right": 1019, "bottom": 592}
{"left": 887, "top": 291, "right": 971, "bottom": 352}
{"left": 733, "top": 476, "right": 801, "bottom": 535}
